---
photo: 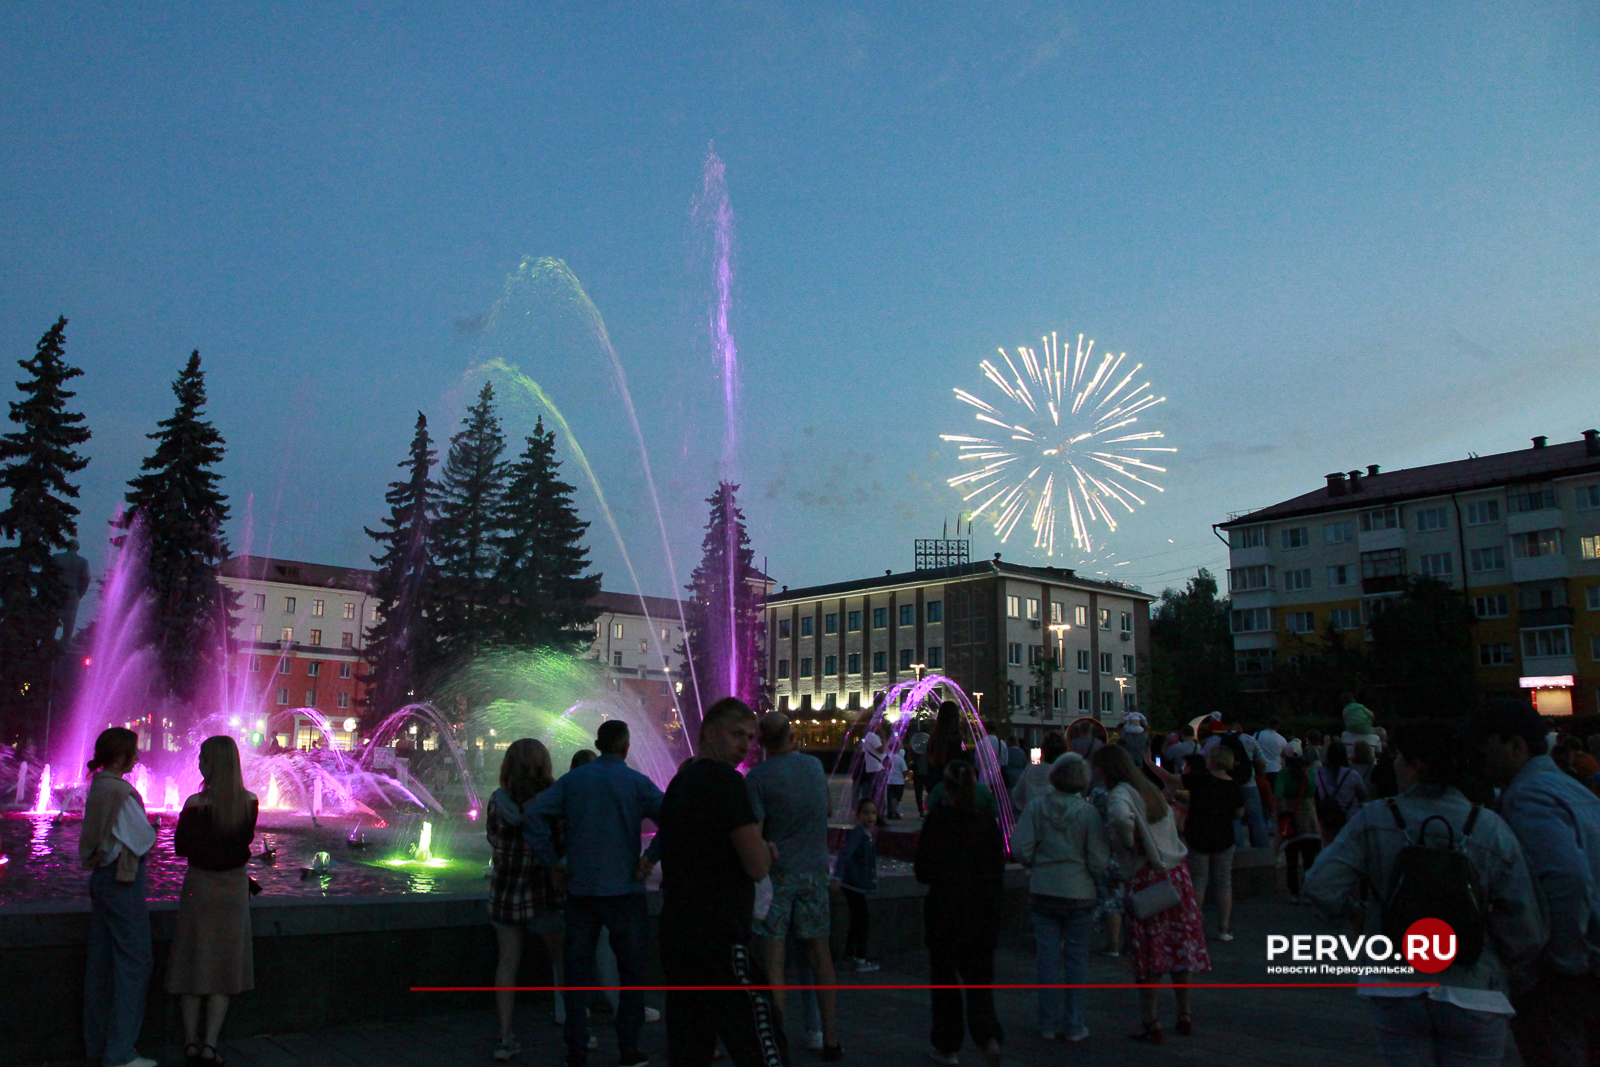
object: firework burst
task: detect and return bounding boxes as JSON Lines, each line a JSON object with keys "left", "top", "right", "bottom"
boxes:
{"left": 942, "top": 331, "right": 1174, "bottom": 556}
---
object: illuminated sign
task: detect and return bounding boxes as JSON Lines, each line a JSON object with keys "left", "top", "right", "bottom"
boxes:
{"left": 1519, "top": 675, "right": 1574, "bottom": 688}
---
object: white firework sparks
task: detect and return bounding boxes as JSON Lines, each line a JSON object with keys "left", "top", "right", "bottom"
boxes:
{"left": 942, "top": 331, "right": 1175, "bottom": 556}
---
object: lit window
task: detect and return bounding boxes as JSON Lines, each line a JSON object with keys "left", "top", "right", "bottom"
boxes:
{"left": 1074, "top": 605, "right": 1088, "bottom": 626}
{"left": 1582, "top": 536, "right": 1600, "bottom": 560}
{"left": 1512, "top": 530, "right": 1562, "bottom": 559}
{"left": 341, "top": 632, "right": 353, "bottom": 648}
{"left": 639, "top": 639, "right": 647, "bottom": 653}
{"left": 312, "top": 599, "right": 325, "bottom": 617}
{"left": 1026, "top": 598, "right": 1040, "bottom": 621}
{"left": 1006, "top": 595, "right": 1021, "bottom": 618}
{"left": 254, "top": 594, "right": 266, "bottom": 611}
{"left": 1050, "top": 601, "right": 1063, "bottom": 623}
{"left": 280, "top": 627, "right": 293, "bottom": 643}
{"left": 1098, "top": 609, "right": 1111, "bottom": 630}
{"left": 343, "top": 603, "right": 356, "bottom": 620}
{"left": 253, "top": 623, "right": 263, "bottom": 641}
{"left": 308, "top": 629, "right": 322, "bottom": 646}
{"left": 613, "top": 622, "right": 625, "bottom": 639}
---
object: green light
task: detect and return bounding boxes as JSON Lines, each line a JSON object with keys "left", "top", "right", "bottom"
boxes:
{"left": 249, "top": 731, "right": 263, "bottom": 745}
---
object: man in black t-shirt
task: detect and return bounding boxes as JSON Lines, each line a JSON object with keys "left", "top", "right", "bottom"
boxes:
{"left": 658, "top": 697, "right": 787, "bottom": 1067}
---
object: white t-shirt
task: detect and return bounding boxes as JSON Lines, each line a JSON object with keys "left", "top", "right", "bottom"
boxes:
{"left": 99, "top": 794, "right": 157, "bottom": 866}
{"left": 1119, "top": 711, "right": 1148, "bottom": 735}
{"left": 1255, "top": 729, "right": 1289, "bottom": 773}
{"left": 862, "top": 732, "right": 884, "bottom": 773}
{"left": 888, "top": 752, "right": 907, "bottom": 786}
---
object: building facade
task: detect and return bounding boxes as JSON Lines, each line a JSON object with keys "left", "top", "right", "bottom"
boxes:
{"left": 765, "top": 557, "right": 1153, "bottom": 746}
{"left": 586, "top": 590, "right": 690, "bottom": 731}
{"left": 1217, "top": 431, "right": 1600, "bottom": 717}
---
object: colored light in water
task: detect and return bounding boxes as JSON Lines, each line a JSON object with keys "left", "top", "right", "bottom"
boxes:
{"left": 30, "top": 764, "right": 53, "bottom": 815}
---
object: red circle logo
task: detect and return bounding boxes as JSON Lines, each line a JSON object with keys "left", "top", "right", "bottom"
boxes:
{"left": 1403, "top": 918, "right": 1458, "bottom": 974}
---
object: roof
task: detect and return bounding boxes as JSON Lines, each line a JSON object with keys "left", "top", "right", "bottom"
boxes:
{"left": 1219, "top": 435, "right": 1600, "bottom": 529}
{"left": 768, "top": 559, "right": 1153, "bottom": 604}
{"left": 219, "top": 556, "right": 375, "bottom": 593}
{"left": 591, "top": 590, "right": 689, "bottom": 622}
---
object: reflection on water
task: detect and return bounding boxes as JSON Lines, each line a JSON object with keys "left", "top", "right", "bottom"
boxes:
{"left": 0, "top": 813, "right": 491, "bottom": 906}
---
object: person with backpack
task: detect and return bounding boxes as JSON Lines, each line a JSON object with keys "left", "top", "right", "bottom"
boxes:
{"left": 1303, "top": 719, "right": 1545, "bottom": 1067}
{"left": 1273, "top": 747, "right": 1321, "bottom": 903}
{"left": 1314, "top": 739, "right": 1367, "bottom": 848}
{"left": 1203, "top": 724, "right": 1268, "bottom": 849}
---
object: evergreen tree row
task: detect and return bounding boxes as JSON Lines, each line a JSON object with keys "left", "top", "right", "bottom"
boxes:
{"left": 362, "top": 382, "right": 602, "bottom": 716}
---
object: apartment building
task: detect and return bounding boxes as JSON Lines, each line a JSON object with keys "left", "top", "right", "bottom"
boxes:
{"left": 587, "top": 590, "right": 691, "bottom": 730}
{"left": 765, "top": 555, "right": 1153, "bottom": 746}
{"left": 1217, "top": 431, "right": 1600, "bottom": 716}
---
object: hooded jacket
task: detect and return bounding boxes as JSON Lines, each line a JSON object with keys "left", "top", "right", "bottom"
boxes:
{"left": 1012, "top": 790, "right": 1109, "bottom": 900}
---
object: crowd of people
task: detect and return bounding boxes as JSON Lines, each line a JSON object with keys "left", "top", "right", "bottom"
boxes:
{"left": 71, "top": 691, "right": 1600, "bottom": 1067}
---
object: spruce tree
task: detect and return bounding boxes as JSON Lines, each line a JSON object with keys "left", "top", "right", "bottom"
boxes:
{"left": 492, "top": 417, "right": 601, "bottom": 653}
{"left": 0, "top": 317, "right": 91, "bottom": 745}
{"left": 364, "top": 412, "right": 441, "bottom": 715}
{"left": 434, "top": 383, "right": 507, "bottom": 665}
{"left": 681, "top": 481, "right": 766, "bottom": 731}
{"left": 120, "top": 349, "right": 236, "bottom": 704}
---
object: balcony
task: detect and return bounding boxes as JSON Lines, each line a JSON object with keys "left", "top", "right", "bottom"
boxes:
{"left": 1518, "top": 605, "right": 1574, "bottom": 629}
{"left": 1362, "top": 575, "right": 1405, "bottom": 595}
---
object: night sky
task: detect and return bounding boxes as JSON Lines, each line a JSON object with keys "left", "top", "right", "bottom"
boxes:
{"left": 2, "top": 4, "right": 1596, "bottom": 612}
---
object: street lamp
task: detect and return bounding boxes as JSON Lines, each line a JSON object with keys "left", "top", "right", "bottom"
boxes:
{"left": 972, "top": 691, "right": 983, "bottom": 716}
{"left": 911, "top": 662, "right": 926, "bottom": 681}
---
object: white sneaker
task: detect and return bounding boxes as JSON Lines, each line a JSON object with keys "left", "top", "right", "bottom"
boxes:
{"left": 853, "top": 958, "right": 881, "bottom": 973}
{"left": 644, "top": 1006, "right": 662, "bottom": 1024}
{"left": 107, "top": 1059, "right": 159, "bottom": 1067}
{"left": 494, "top": 1037, "right": 522, "bottom": 1062}
{"left": 929, "top": 1048, "right": 959, "bottom": 1066}
{"left": 1063, "top": 1026, "right": 1090, "bottom": 1043}
{"left": 807, "top": 1030, "right": 826, "bottom": 1051}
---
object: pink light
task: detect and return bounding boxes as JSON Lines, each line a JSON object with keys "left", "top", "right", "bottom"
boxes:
{"left": 467, "top": 808, "right": 479, "bottom": 821}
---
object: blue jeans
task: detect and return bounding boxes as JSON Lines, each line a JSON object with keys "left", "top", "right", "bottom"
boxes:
{"left": 1030, "top": 898, "right": 1095, "bottom": 1035}
{"left": 1235, "top": 780, "right": 1269, "bottom": 849}
{"left": 1368, "top": 995, "right": 1508, "bottom": 1067}
{"left": 84, "top": 859, "right": 152, "bottom": 1066}
{"left": 564, "top": 894, "right": 650, "bottom": 1059}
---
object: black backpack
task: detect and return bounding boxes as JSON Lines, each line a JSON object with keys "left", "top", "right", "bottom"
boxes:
{"left": 1218, "top": 732, "right": 1253, "bottom": 784}
{"left": 1379, "top": 799, "right": 1489, "bottom": 969}
{"left": 1315, "top": 768, "right": 1352, "bottom": 834}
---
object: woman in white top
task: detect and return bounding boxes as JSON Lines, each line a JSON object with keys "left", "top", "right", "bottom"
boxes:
{"left": 77, "top": 727, "right": 159, "bottom": 1067}
{"left": 1092, "top": 743, "right": 1210, "bottom": 1044}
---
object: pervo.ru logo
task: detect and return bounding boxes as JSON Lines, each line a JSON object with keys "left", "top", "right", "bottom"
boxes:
{"left": 1267, "top": 919, "right": 1458, "bottom": 974}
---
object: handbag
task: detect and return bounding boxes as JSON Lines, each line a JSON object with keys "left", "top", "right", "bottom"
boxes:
{"left": 1129, "top": 871, "right": 1181, "bottom": 919}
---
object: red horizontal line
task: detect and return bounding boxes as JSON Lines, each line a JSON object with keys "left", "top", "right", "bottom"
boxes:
{"left": 412, "top": 983, "right": 1438, "bottom": 992}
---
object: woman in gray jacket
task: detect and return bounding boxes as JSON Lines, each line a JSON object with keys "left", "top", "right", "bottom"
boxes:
{"left": 1012, "top": 753, "right": 1110, "bottom": 1042}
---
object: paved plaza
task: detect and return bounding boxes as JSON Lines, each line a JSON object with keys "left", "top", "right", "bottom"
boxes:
{"left": 24, "top": 895, "right": 1397, "bottom": 1067}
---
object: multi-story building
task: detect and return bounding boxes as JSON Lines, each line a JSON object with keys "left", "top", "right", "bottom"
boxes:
{"left": 587, "top": 590, "right": 691, "bottom": 729}
{"left": 1217, "top": 430, "right": 1600, "bottom": 717}
{"left": 765, "top": 555, "right": 1154, "bottom": 746}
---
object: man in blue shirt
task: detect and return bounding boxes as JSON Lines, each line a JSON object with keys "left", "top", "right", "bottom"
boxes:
{"left": 526, "top": 721, "right": 665, "bottom": 1067}
{"left": 1475, "top": 699, "right": 1600, "bottom": 1067}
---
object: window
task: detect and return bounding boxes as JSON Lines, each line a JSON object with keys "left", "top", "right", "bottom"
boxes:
{"left": 899, "top": 648, "right": 914, "bottom": 670}
{"left": 1098, "top": 609, "right": 1111, "bottom": 630}
{"left": 1589, "top": 586, "right": 1600, "bottom": 611}
{"left": 305, "top": 690, "right": 317, "bottom": 707}
{"left": 1508, "top": 484, "right": 1556, "bottom": 513}
{"left": 846, "top": 610, "right": 861, "bottom": 632}
{"left": 343, "top": 602, "right": 356, "bottom": 620}
{"left": 777, "top": 659, "right": 790, "bottom": 679}
{"left": 824, "top": 655, "right": 838, "bottom": 676}
{"left": 1236, "top": 648, "right": 1275, "bottom": 675}
{"left": 612, "top": 622, "right": 625, "bottom": 639}
{"left": 1474, "top": 594, "right": 1509, "bottom": 618}
{"left": 873, "top": 650, "right": 887, "bottom": 672}
{"left": 1281, "top": 526, "right": 1310, "bottom": 549}
{"left": 1099, "top": 652, "right": 1113, "bottom": 673}
{"left": 1325, "top": 521, "right": 1355, "bottom": 543}
{"left": 1076, "top": 649, "right": 1090, "bottom": 672}
{"left": 278, "top": 658, "right": 291, "bottom": 675}
{"left": 308, "top": 629, "right": 322, "bottom": 646}
{"left": 1123, "top": 654, "right": 1135, "bottom": 673}
{"left": 1124, "top": 692, "right": 1138, "bottom": 713}
{"left": 661, "top": 628, "right": 670, "bottom": 641}
{"left": 307, "top": 661, "right": 321, "bottom": 677}
{"left": 800, "top": 617, "right": 814, "bottom": 637}
{"left": 1100, "top": 691, "right": 1114, "bottom": 713}
{"left": 639, "top": 639, "right": 647, "bottom": 653}
{"left": 613, "top": 651, "right": 623, "bottom": 667}
{"left": 824, "top": 613, "right": 838, "bottom": 634}
{"left": 280, "top": 627, "right": 293, "bottom": 643}
{"left": 1470, "top": 546, "right": 1507, "bottom": 572}
{"left": 1414, "top": 507, "right": 1449, "bottom": 532}
{"left": 277, "top": 688, "right": 289, "bottom": 705}
{"left": 1479, "top": 643, "right": 1516, "bottom": 667}
{"left": 1285, "top": 611, "right": 1316, "bottom": 634}
{"left": 1008, "top": 642, "right": 1024, "bottom": 666}
{"left": 1009, "top": 682, "right": 1024, "bottom": 708}
{"left": 1582, "top": 536, "right": 1600, "bottom": 560}
{"left": 1593, "top": 636, "right": 1600, "bottom": 660}
{"left": 1006, "top": 595, "right": 1021, "bottom": 617}
{"left": 927, "top": 646, "right": 943, "bottom": 668}
{"left": 872, "top": 607, "right": 887, "bottom": 628}
{"left": 1329, "top": 608, "right": 1360, "bottom": 630}
{"left": 1050, "top": 602, "right": 1063, "bottom": 624}
{"left": 1232, "top": 608, "right": 1272, "bottom": 633}
{"left": 248, "top": 656, "right": 261, "bottom": 673}
{"left": 284, "top": 596, "right": 296, "bottom": 613}
{"left": 1229, "top": 565, "right": 1271, "bottom": 592}
{"left": 926, "top": 601, "right": 942, "bottom": 623}
{"left": 1362, "top": 549, "right": 1406, "bottom": 579}
{"left": 1327, "top": 564, "right": 1353, "bottom": 587}
{"left": 253, "top": 593, "right": 266, "bottom": 611}
{"left": 341, "top": 632, "right": 353, "bottom": 649}
{"left": 846, "top": 653, "right": 861, "bottom": 675}
{"left": 1512, "top": 530, "right": 1562, "bottom": 559}
{"left": 899, "top": 604, "right": 915, "bottom": 626}
{"left": 1576, "top": 485, "right": 1600, "bottom": 510}
{"left": 312, "top": 599, "right": 324, "bottom": 617}
{"left": 1053, "top": 688, "right": 1066, "bottom": 710}
{"left": 1418, "top": 553, "right": 1453, "bottom": 577}
{"left": 1077, "top": 690, "right": 1092, "bottom": 711}
{"left": 1465, "top": 500, "right": 1501, "bottom": 525}
{"left": 778, "top": 619, "right": 791, "bottom": 638}
{"left": 1522, "top": 628, "right": 1572, "bottom": 658}
{"left": 339, "top": 662, "right": 352, "bottom": 679}
{"left": 1026, "top": 598, "right": 1040, "bottom": 621}
{"left": 1284, "top": 568, "right": 1312, "bottom": 592}
{"left": 1360, "top": 508, "right": 1401, "bottom": 532}
{"left": 1074, "top": 605, "right": 1088, "bottom": 627}
{"left": 1230, "top": 525, "right": 1266, "bottom": 549}
{"left": 800, "top": 657, "right": 813, "bottom": 676}
{"left": 1120, "top": 612, "right": 1133, "bottom": 633}
{"left": 337, "top": 692, "right": 350, "bottom": 709}
{"left": 252, "top": 623, "right": 265, "bottom": 642}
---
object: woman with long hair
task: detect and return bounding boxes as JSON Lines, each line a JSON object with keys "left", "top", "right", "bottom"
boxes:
{"left": 166, "top": 735, "right": 260, "bottom": 1066}
{"left": 1315, "top": 739, "right": 1367, "bottom": 848}
{"left": 925, "top": 700, "right": 965, "bottom": 781}
{"left": 1092, "top": 744, "right": 1210, "bottom": 1044}
{"left": 487, "top": 738, "right": 563, "bottom": 1063}
{"left": 915, "top": 760, "right": 1006, "bottom": 1066}
{"left": 78, "top": 727, "right": 158, "bottom": 1067}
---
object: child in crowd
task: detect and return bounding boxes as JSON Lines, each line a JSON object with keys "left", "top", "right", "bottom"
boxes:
{"left": 833, "top": 798, "right": 880, "bottom": 973}
{"left": 886, "top": 749, "right": 908, "bottom": 820}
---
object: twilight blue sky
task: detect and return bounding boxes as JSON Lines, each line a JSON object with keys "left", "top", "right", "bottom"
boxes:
{"left": 2, "top": 2, "right": 1597, "bottom": 608}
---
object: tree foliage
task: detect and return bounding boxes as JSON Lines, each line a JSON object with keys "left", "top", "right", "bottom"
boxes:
{"left": 433, "top": 384, "right": 507, "bottom": 663}
{"left": 681, "top": 481, "right": 765, "bottom": 729}
{"left": 0, "top": 317, "right": 91, "bottom": 743}
{"left": 1366, "top": 575, "right": 1478, "bottom": 717}
{"left": 1141, "top": 568, "right": 1236, "bottom": 728}
{"left": 120, "top": 350, "right": 236, "bottom": 702}
{"left": 364, "top": 412, "right": 441, "bottom": 716}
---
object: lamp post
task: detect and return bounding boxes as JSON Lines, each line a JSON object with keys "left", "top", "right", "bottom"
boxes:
{"left": 911, "top": 662, "right": 926, "bottom": 682}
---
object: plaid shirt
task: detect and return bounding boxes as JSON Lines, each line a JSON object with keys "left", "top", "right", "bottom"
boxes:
{"left": 486, "top": 793, "right": 561, "bottom": 925}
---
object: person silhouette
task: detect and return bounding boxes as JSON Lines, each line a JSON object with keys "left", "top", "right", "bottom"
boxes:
{"left": 52, "top": 539, "right": 91, "bottom": 644}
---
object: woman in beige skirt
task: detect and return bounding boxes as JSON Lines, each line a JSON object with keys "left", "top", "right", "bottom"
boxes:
{"left": 166, "top": 736, "right": 259, "bottom": 1067}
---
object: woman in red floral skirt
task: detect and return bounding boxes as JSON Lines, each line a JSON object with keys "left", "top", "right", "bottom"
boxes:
{"left": 1092, "top": 744, "right": 1210, "bottom": 1044}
